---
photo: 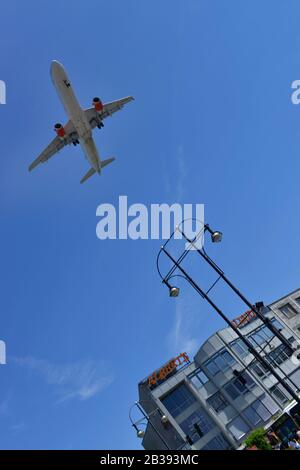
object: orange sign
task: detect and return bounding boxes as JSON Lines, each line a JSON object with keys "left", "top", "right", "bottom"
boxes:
{"left": 231, "top": 309, "right": 256, "bottom": 329}
{"left": 148, "top": 352, "right": 190, "bottom": 387}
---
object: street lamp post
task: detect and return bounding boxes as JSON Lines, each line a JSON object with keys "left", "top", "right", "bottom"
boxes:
{"left": 129, "top": 402, "right": 171, "bottom": 450}
{"left": 156, "top": 221, "right": 300, "bottom": 406}
{"left": 180, "top": 224, "right": 294, "bottom": 355}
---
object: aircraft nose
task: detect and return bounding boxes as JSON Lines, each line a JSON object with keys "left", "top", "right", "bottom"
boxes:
{"left": 50, "top": 60, "right": 64, "bottom": 81}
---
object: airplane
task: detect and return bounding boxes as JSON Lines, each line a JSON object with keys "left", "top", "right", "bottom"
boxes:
{"left": 29, "top": 60, "right": 134, "bottom": 183}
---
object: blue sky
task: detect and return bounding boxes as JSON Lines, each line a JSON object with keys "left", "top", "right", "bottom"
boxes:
{"left": 0, "top": 0, "right": 300, "bottom": 450}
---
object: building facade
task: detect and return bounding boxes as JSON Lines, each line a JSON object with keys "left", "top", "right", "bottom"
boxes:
{"left": 137, "top": 288, "right": 300, "bottom": 450}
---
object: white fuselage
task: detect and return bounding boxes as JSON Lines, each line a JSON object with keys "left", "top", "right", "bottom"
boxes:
{"left": 50, "top": 61, "right": 101, "bottom": 173}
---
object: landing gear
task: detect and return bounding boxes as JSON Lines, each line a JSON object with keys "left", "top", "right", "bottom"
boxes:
{"left": 72, "top": 139, "right": 80, "bottom": 146}
{"left": 97, "top": 122, "right": 104, "bottom": 129}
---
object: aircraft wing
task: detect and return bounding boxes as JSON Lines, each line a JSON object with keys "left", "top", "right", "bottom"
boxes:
{"left": 85, "top": 96, "right": 134, "bottom": 130}
{"left": 28, "top": 120, "right": 78, "bottom": 171}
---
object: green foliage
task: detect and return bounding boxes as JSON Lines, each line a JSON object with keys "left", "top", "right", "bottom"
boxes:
{"left": 244, "top": 428, "right": 272, "bottom": 450}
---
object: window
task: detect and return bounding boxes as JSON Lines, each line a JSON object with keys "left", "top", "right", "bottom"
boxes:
{"left": 243, "top": 405, "right": 261, "bottom": 426}
{"left": 279, "top": 303, "right": 298, "bottom": 319}
{"left": 233, "top": 379, "right": 248, "bottom": 394}
{"left": 262, "top": 326, "right": 274, "bottom": 338}
{"left": 233, "top": 372, "right": 255, "bottom": 393}
{"left": 294, "top": 297, "right": 300, "bottom": 307}
{"left": 205, "top": 360, "right": 219, "bottom": 376}
{"left": 224, "top": 372, "right": 255, "bottom": 399}
{"left": 243, "top": 400, "right": 271, "bottom": 426}
{"left": 250, "top": 361, "right": 270, "bottom": 379}
{"left": 261, "top": 395, "right": 280, "bottom": 415}
{"left": 225, "top": 383, "right": 240, "bottom": 400}
{"left": 214, "top": 354, "right": 227, "bottom": 369}
{"left": 251, "top": 400, "right": 272, "bottom": 421}
{"left": 268, "top": 344, "right": 290, "bottom": 366}
{"left": 161, "top": 383, "right": 196, "bottom": 418}
{"left": 188, "top": 368, "right": 209, "bottom": 389}
{"left": 180, "top": 409, "right": 215, "bottom": 444}
{"left": 271, "top": 317, "right": 284, "bottom": 330}
{"left": 248, "top": 326, "right": 274, "bottom": 348}
{"left": 249, "top": 332, "right": 264, "bottom": 347}
{"left": 207, "top": 392, "right": 229, "bottom": 413}
{"left": 227, "top": 416, "right": 249, "bottom": 440}
{"left": 221, "top": 350, "right": 236, "bottom": 365}
{"left": 231, "top": 339, "right": 249, "bottom": 358}
{"left": 270, "top": 385, "right": 289, "bottom": 406}
{"left": 288, "top": 336, "right": 296, "bottom": 345}
{"left": 202, "top": 434, "right": 231, "bottom": 450}
{"left": 204, "top": 350, "right": 236, "bottom": 376}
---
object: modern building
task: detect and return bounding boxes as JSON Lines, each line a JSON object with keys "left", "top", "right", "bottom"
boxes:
{"left": 136, "top": 288, "right": 300, "bottom": 450}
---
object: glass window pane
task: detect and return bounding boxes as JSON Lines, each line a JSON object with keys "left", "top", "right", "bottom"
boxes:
{"left": 190, "top": 376, "right": 202, "bottom": 389}
{"left": 228, "top": 416, "right": 250, "bottom": 440}
{"left": 231, "top": 339, "right": 249, "bottom": 358}
{"left": 225, "top": 383, "right": 239, "bottom": 400}
{"left": 251, "top": 361, "right": 270, "bottom": 379}
{"left": 261, "top": 326, "right": 273, "bottom": 339}
{"left": 243, "top": 372, "right": 255, "bottom": 388}
{"left": 161, "top": 383, "right": 196, "bottom": 418}
{"left": 180, "top": 409, "right": 215, "bottom": 442}
{"left": 261, "top": 395, "right": 280, "bottom": 415}
{"left": 231, "top": 372, "right": 255, "bottom": 395}
{"left": 205, "top": 359, "right": 219, "bottom": 376}
{"left": 252, "top": 364, "right": 264, "bottom": 378}
{"left": 270, "top": 385, "right": 289, "bottom": 405}
{"left": 214, "top": 354, "right": 226, "bottom": 370}
{"left": 197, "top": 370, "right": 209, "bottom": 385}
{"left": 243, "top": 405, "right": 262, "bottom": 426}
{"left": 252, "top": 400, "right": 271, "bottom": 422}
{"left": 207, "top": 392, "right": 229, "bottom": 413}
{"left": 268, "top": 344, "right": 289, "bottom": 366}
{"left": 202, "top": 434, "right": 231, "bottom": 450}
{"left": 271, "top": 318, "right": 283, "bottom": 330}
{"left": 234, "top": 379, "right": 247, "bottom": 394}
{"left": 231, "top": 342, "right": 243, "bottom": 356}
{"left": 188, "top": 368, "right": 209, "bottom": 388}
{"left": 250, "top": 332, "right": 265, "bottom": 346}
{"left": 279, "top": 303, "right": 297, "bottom": 319}
{"left": 221, "top": 350, "right": 236, "bottom": 366}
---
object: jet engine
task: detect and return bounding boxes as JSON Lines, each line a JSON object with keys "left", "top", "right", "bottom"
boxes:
{"left": 93, "top": 97, "right": 103, "bottom": 112}
{"left": 54, "top": 123, "right": 66, "bottom": 138}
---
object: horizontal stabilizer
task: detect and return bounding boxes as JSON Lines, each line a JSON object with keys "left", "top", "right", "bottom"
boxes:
{"left": 80, "top": 158, "right": 115, "bottom": 184}
{"left": 101, "top": 157, "right": 115, "bottom": 169}
{"left": 80, "top": 167, "right": 96, "bottom": 184}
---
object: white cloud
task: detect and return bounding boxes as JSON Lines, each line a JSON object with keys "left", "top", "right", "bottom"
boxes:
{"left": 12, "top": 356, "right": 114, "bottom": 403}
{"left": 163, "top": 145, "right": 187, "bottom": 202}
{"left": 167, "top": 297, "right": 200, "bottom": 357}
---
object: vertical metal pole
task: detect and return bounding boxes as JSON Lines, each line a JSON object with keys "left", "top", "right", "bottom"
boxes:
{"left": 162, "top": 247, "right": 300, "bottom": 405}
{"left": 181, "top": 231, "right": 294, "bottom": 355}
